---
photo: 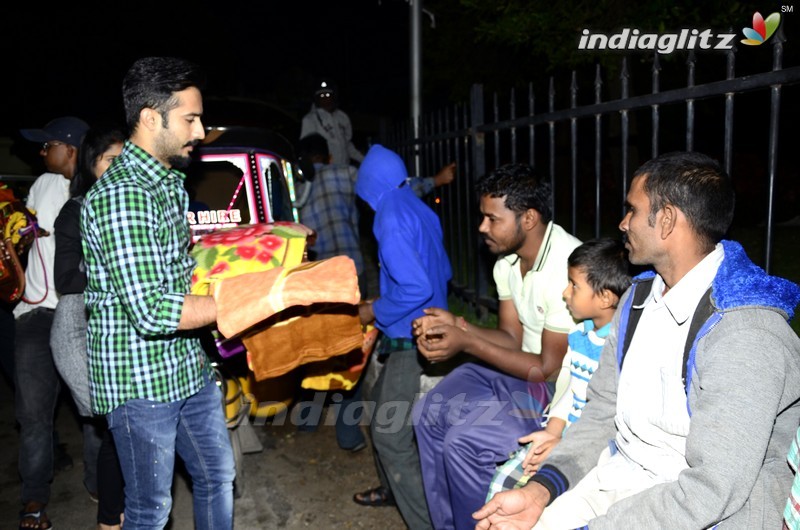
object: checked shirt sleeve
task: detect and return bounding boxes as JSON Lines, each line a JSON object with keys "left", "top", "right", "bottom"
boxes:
{"left": 88, "top": 182, "right": 185, "bottom": 336}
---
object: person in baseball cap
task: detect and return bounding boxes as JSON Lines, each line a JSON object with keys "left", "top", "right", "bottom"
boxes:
{"left": 19, "top": 116, "right": 89, "bottom": 182}
{"left": 14, "top": 114, "right": 89, "bottom": 530}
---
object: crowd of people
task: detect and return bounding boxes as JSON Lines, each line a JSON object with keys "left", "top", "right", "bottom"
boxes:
{"left": 2, "top": 54, "right": 799, "bottom": 530}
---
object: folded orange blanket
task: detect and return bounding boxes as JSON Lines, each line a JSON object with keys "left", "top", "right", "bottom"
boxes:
{"left": 213, "top": 255, "right": 361, "bottom": 338}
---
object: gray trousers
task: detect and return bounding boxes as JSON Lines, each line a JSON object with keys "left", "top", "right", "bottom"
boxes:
{"left": 365, "top": 347, "right": 432, "bottom": 530}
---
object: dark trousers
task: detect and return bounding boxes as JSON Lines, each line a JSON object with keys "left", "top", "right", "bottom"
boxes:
{"left": 0, "top": 302, "right": 15, "bottom": 387}
{"left": 96, "top": 424, "right": 125, "bottom": 525}
{"left": 14, "top": 308, "right": 60, "bottom": 504}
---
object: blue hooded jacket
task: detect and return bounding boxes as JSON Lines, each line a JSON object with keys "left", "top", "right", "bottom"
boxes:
{"left": 356, "top": 145, "right": 452, "bottom": 339}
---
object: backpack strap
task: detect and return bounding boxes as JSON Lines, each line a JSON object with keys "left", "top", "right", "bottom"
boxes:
{"left": 620, "top": 277, "right": 654, "bottom": 369}
{"left": 681, "top": 287, "right": 714, "bottom": 389}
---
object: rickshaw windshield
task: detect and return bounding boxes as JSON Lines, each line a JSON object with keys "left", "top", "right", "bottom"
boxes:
{"left": 185, "top": 159, "right": 251, "bottom": 241}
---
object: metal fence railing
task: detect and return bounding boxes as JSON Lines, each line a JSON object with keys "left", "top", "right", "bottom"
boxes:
{"left": 383, "top": 33, "right": 800, "bottom": 315}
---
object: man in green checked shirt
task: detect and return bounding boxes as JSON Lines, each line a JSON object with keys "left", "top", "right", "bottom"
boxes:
{"left": 81, "top": 57, "right": 233, "bottom": 529}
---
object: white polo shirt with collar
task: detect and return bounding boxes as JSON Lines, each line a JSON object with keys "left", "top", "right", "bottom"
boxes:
{"left": 493, "top": 221, "right": 581, "bottom": 399}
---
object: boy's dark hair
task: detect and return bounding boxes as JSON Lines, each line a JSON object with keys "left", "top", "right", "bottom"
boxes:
{"left": 568, "top": 238, "right": 631, "bottom": 299}
{"left": 633, "top": 151, "right": 734, "bottom": 251}
{"left": 71, "top": 123, "right": 127, "bottom": 198}
{"left": 122, "top": 57, "right": 206, "bottom": 133}
{"left": 475, "top": 163, "right": 552, "bottom": 222}
{"left": 297, "top": 133, "right": 330, "bottom": 160}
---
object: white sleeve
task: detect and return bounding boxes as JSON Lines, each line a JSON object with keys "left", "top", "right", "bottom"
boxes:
{"left": 546, "top": 361, "right": 574, "bottom": 424}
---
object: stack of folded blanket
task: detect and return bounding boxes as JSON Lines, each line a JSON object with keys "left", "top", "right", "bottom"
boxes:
{"left": 190, "top": 222, "right": 363, "bottom": 381}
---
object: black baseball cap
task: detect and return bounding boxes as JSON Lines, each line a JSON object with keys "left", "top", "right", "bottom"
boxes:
{"left": 20, "top": 116, "right": 90, "bottom": 148}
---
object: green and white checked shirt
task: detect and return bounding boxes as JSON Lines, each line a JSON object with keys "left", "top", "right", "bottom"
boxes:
{"left": 82, "top": 141, "right": 211, "bottom": 414}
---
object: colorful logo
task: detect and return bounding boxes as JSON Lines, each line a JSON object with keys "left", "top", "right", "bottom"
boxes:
{"left": 741, "top": 12, "right": 781, "bottom": 46}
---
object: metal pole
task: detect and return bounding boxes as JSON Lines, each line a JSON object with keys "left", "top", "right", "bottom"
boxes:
{"left": 765, "top": 28, "right": 785, "bottom": 273}
{"left": 411, "top": 0, "right": 422, "bottom": 176}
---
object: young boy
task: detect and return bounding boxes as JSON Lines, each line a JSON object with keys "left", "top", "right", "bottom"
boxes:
{"left": 486, "top": 238, "right": 630, "bottom": 498}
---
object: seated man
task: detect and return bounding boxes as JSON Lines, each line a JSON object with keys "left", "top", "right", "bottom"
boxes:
{"left": 411, "top": 164, "right": 581, "bottom": 530}
{"left": 475, "top": 151, "right": 800, "bottom": 529}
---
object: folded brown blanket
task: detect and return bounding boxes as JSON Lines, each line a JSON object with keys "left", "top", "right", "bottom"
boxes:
{"left": 243, "top": 303, "right": 363, "bottom": 381}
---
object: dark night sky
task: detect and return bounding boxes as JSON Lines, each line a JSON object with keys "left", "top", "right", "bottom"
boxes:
{"left": 2, "top": 0, "right": 412, "bottom": 159}
{"left": 5, "top": 1, "right": 798, "bottom": 173}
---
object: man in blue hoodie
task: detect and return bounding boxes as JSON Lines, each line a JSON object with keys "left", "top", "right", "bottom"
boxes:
{"left": 475, "top": 152, "right": 800, "bottom": 529}
{"left": 352, "top": 144, "right": 451, "bottom": 530}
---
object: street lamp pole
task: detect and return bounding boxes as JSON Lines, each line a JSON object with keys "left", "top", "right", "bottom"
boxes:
{"left": 410, "top": 0, "right": 422, "bottom": 176}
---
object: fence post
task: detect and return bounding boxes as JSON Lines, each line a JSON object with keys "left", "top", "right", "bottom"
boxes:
{"left": 651, "top": 53, "right": 661, "bottom": 158}
{"left": 594, "top": 64, "right": 603, "bottom": 239}
{"left": 765, "top": 26, "right": 785, "bottom": 273}
{"left": 686, "top": 50, "right": 696, "bottom": 152}
{"left": 570, "top": 71, "right": 578, "bottom": 235}
{"left": 723, "top": 31, "right": 737, "bottom": 179}
{"left": 620, "top": 57, "right": 630, "bottom": 220}
{"left": 470, "top": 84, "right": 487, "bottom": 314}
{"left": 470, "top": 84, "right": 486, "bottom": 182}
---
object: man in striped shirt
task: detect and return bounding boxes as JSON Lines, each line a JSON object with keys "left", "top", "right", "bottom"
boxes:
{"left": 81, "top": 57, "right": 233, "bottom": 529}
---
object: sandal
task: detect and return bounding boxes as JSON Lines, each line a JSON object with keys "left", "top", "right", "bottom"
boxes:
{"left": 19, "top": 504, "right": 53, "bottom": 530}
{"left": 353, "top": 486, "right": 396, "bottom": 507}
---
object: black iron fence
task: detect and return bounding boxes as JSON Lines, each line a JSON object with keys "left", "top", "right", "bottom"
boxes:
{"left": 383, "top": 33, "right": 800, "bottom": 315}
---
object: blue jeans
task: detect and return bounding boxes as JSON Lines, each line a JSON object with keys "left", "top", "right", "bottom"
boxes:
{"left": 14, "top": 307, "right": 60, "bottom": 505}
{"left": 107, "top": 378, "right": 235, "bottom": 530}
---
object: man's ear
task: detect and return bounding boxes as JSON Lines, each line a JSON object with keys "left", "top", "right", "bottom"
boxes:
{"left": 521, "top": 208, "right": 539, "bottom": 230}
{"left": 140, "top": 107, "right": 159, "bottom": 132}
{"left": 65, "top": 144, "right": 77, "bottom": 159}
{"left": 660, "top": 204, "right": 677, "bottom": 239}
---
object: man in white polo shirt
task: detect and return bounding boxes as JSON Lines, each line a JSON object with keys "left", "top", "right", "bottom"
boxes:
{"left": 411, "top": 163, "right": 580, "bottom": 530}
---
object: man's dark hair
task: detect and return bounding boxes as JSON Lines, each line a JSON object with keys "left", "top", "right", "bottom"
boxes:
{"left": 122, "top": 57, "right": 206, "bottom": 133}
{"left": 475, "top": 163, "right": 553, "bottom": 222}
{"left": 633, "top": 151, "right": 734, "bottom": 249}
{"left": 568, "top": 238, "right": 631, "bottom": 299}
{"left": 297, "top": 133, "right": 330, "bottom": 161}
{"left": 71, "top": 123, "right": 127, "bottom": 197}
